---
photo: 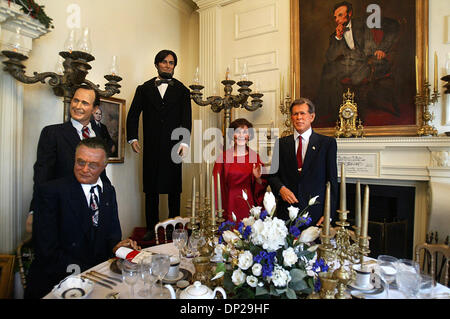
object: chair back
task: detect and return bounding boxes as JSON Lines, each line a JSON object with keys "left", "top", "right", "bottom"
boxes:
{"left": 0, "top": 255, "right": 16, "bottom": 299}
{"left": 415, "top": 242, "right": 450, "bottom": 286}
{"left": 154, "top": 216, "right": 190, "bottom": 245}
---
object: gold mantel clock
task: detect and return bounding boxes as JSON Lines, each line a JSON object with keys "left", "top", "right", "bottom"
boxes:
{"left": 335, "top": 88, "right": 364, "bottom": 138}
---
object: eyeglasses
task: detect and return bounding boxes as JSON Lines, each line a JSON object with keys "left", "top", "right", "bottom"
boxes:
{"left": 75, "top": 159, "right": 103, "bottom": 170}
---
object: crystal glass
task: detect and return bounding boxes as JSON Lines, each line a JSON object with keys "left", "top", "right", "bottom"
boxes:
{"left": 396, "top": 259, "right": 420, "bottom": 273}
{"left": 76, "top": 27, "right": 92, "bottom": 53}
{"left": 64, "top": 28, "right": 76, "bottom": 53}
{"left": 138, "top": 256, "right": 156, "bottom": 298}
{"left": 121, "top": 260, "right": 140, "bottom": 298}
{"left": 417, "top": 274, "right": 435, "bottom": 299}
{"left": 376, "top": 255, "right": 398, "bottom": 298}
{"left": 396, "top": 270, "right": 420, "bottom": 298}
{"left": 151, "top": 254, "right": 170, "bottom": 298}
{"left": 173, "top": 229, "right": 188, "bottom": 260}
{"left": 187, "top": 233, "right": 206, "bottom": 258}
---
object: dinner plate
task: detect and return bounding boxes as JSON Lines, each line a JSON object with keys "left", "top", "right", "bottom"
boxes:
{"left": 348, "top": 281, "right": 374, "bottom": 291}
{"left": 52, "top": 275, "right": 94, "bottom": 299}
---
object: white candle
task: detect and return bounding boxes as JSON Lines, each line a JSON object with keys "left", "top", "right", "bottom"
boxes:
{"left": 355, "top": 180, "right": 361, "bottom": 229}
{"left": 192, "top": 176, "right": 196, "bottom": 218}
{"left": 323, "top": 181, "right": 330, "bottom": 236}
{"left": 434, "top": 52, "right": 438, "bottom": 91}
{"left": 340, "top": 163, "right": 347, "bottom": 211}
{"left": 206, "top": 161, "right": 210, "bottom": 199}
{"left": 217, "top": 173, "right": 222, "bottom": 216}
{"left": 211, "top": 175, "right": 215, "bottom": 225}
{"left": 425, "top": 46, "right": 429, "bottom": 83}
{"left": 199, "top": 172, "right": 204, "bottom": 207}
{"left": 361, "top": 185, "right": 370, "bottom": 237}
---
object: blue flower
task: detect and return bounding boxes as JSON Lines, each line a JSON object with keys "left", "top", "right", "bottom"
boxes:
{"left": 314, "top": 278, "right": 321, "bottom": 292}
{"left": 253, "top": 251, "right": 276, "bottom": 278}
{"left": 219, "top": 220, "right": 235, "bottom": 234}
{"left": 289, "top": 226, "right": 301, "bottom": 237}
{"left": 260, "top": 210, "right": 268, "bottom": 221}
{"left": 312, "top": 258, "right": 329, "bottom": 273}
{"left": 238, "top": 222, "right": 252, "bottom": 240}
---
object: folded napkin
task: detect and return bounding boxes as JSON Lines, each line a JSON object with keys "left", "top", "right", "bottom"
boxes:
{"left": 115, "top": 247, "right": 152, "bottom": 264}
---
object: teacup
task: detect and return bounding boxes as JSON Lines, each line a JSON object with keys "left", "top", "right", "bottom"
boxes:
{"left": 166, "top": 256, "right": 180, "bottom": 279}
{"left": 353, "top": 264, "right": 371, "bottom": 288}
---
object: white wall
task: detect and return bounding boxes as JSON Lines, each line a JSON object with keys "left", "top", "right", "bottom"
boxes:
{"left": 20, "top": 0, "right": 199, "bottom": 239}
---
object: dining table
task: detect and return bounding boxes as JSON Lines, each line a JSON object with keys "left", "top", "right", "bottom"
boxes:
{"left": 43, "top": 244, "right": 450, "bottom": 300}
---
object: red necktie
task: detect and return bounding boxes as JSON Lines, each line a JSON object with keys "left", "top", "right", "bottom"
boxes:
{"left": 296, "top": 136, "right": 303, "bottom": 171}
{"left": 82, "top": 126, "right": 90, "bottom": 139}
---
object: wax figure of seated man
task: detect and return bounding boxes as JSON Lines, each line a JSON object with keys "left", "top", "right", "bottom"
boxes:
{"left": 25, "top": 137, "right": 139, "bottom": 299}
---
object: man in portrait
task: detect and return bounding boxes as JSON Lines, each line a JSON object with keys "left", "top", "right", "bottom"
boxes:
{"left": 315, "top": 1, "right": 400, "bottom": 124}
{"left": 91, "top": 105, "right": 117, "bottom": 157}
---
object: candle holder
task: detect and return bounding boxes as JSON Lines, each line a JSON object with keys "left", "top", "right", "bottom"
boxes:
{"left": 1, "top": 50, "right": 122, "bottom": 122}
{"left": 189, "top": 78, "right": 263, "bottom": 146}
{"left": 279, "top": 93, "right": 293, "bottom": 137}
{"left": 417, "top": 81, "right": 439, "bottom": 136}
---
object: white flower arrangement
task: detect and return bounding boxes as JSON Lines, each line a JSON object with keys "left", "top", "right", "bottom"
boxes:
{"left": 217, "top": 191, "right": 329, "bottom": 299}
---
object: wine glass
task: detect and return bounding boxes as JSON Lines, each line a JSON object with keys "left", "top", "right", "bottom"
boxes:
{"left": 151, "top": 254, "right": 171, "bottom": 298}
{"left": 121, "top": 260, "right": 140, "bottom": 298}
{"left": 188, "top": 234, "right": 206, "bottom": 258}
{"left": 376, "top": 255, "right": 398, "bottom": 298}
{"left": 138, "top": 256, "right": 157, "bottom": 298}
{"left": 173, "top": 229, "right": 188, "bottom": 261}
{"left": 396, "top": 259, "right": 420, "bottom": 298}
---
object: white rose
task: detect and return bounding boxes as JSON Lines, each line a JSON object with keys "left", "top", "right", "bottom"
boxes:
{"left": 308, "top": 195, "right": 319, "bottom": 206}
{"left": 252, "top": 263, "right": 262, "bottom": 276}
{"left": 232, "top": 269, "right": 246, "bottom": 286}
{"left": 263, "top": 191, "right": 276, "bottom": 217}
{"left": 242, "top": 216, "right": 255, "bottom": 227}
{"left": 298, "top": 226, "right": 321, "bottom": 243}
{"left": 271, "top": 265, "right": 291, "bottom": 287}
{"left": 287, "top": 206, "right": 299, "bottom": 221}
{"left": 238, "top": 251, "right": 253, "bottom": 270}
{"left": 250, "top": 206, "right": 262, "bottom": 219}
{"left": 222, "top": 230, "right": 240, "bottom": 244}
{"left": 282, "top": 247, "right": 298, "bottom": 267}
{"left": 246, "top": 275, "right": 258, "bottom": 288}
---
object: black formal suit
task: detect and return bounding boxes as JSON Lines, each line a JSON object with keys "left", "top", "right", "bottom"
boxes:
{"left": 30, "top": 121, "right": 108, "bottom": 212}
{"left": 25, "top": 174, "right": 122, "bottom": 299}
{"left": 267, "top": 131, "right": 338, "bottom": 226}
{"left": 126, "top": 77, "right": 192, "bottom": 231}
{"left": 91, "top": 119, "right": 117, "bottom": 157}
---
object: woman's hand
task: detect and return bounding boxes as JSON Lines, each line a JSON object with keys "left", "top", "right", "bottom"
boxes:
{"left": 253, "top": 163, "right": 263, "bottom": 184}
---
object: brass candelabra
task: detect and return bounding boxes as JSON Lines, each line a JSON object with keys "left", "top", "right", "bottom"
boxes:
{"left": 189, "top": 74, "right": 263, "bottom": 146}
{"left": 417, "top": 81, "right": 439, "bottom": 136}
{"left": 1, "top": 50, "right": 122, "bottom": 122}
{"left": 279, "top": 93, "right": 293, "bottom": 137}
{"left": 316, "top": 164, "right": 371, "bottom": 299}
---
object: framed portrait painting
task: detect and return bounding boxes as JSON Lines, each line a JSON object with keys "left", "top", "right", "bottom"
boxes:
{"left": 95, "top": 97, "right": 126, "bottom": 163}
{"left": 291, "top": 0, "right": 429, "bottom": 136}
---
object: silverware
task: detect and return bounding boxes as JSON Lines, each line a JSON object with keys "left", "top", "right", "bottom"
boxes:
{"left": 90, "top": 270, "right": 122, "bottom": 283}
{"left": 81, "top": 274, "right": 113, "bottom": 290}
{"left": 87, "top": 272, "right": 117, "bottom": 286}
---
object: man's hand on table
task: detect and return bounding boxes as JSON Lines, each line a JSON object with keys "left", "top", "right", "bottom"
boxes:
{"left": 113, "top": 239, "right": 141, "bottom": 254}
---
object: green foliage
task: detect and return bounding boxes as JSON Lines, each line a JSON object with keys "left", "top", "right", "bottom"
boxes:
{"left": 13, "top": 0, "right": 54, "bottom": 29}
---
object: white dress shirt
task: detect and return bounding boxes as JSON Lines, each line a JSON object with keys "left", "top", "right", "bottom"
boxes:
{"left": 335, "top": 20, "right": 355, "bottom": 50}
{"left": 293, "top": 127, "right": 312, "bottom": 163}
{"left": 81, "top": 177, "right": 103, "bottom": 207}
{"left": 71, "top": 118, "right": 96, "bottom": 139}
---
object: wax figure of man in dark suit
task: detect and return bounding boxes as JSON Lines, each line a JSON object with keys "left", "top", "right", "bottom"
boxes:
{"left": 126, "top": 49, "right": 192, "bottom": 240}
{"left": 25, "top": 138, "right": 139, "bottom": 299}
{"left": 26, "top": 85, "right": 112, "bottom": 234}
{"left": 91, "top": 106, "right": 117, "bottom": 157}
{"left": 267, "top": 98, "right": 338, "bottom": 227}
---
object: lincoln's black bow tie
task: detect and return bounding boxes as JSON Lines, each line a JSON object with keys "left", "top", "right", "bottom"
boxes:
{"left": 155, "top": 78, "right": 174, "bottom": 86}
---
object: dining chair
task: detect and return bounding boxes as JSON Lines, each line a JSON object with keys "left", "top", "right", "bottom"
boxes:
{"left": 0, "top": 255, "right": 16, "bottom": 299}
{"left": 154, "top": 216, "right": 190, "bottom": 245}
{"left": 16, "top": 237, "right": 34, "bottom": 290}
{"left": 415, "top": 242, "right": 450, "bottom": 286}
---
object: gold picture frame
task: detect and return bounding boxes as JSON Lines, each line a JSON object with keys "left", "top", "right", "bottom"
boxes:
{"left": 97, "top": 96, "right": 126, "bottom": 163}
{"left": 291, "top": 0, "right": 428, "bottom": 136}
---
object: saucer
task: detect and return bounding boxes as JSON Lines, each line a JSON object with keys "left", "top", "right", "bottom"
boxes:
{"left": 161, "top": 268, "right": 192, "bottom": 284}
{"left": 52, "top": 276, "right": 94, "bottom": 299}
{"left": 349, "top": 281, "right": 374, "bottom": 291}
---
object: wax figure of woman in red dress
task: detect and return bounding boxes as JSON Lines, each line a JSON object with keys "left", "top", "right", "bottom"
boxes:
{"left": 213, "top": 118, "right": 268, "bottom": 223}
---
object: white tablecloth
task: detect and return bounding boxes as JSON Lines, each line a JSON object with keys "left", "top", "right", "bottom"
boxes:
{"left": 44, "top": 243, "right": 194, "bottom": 299}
